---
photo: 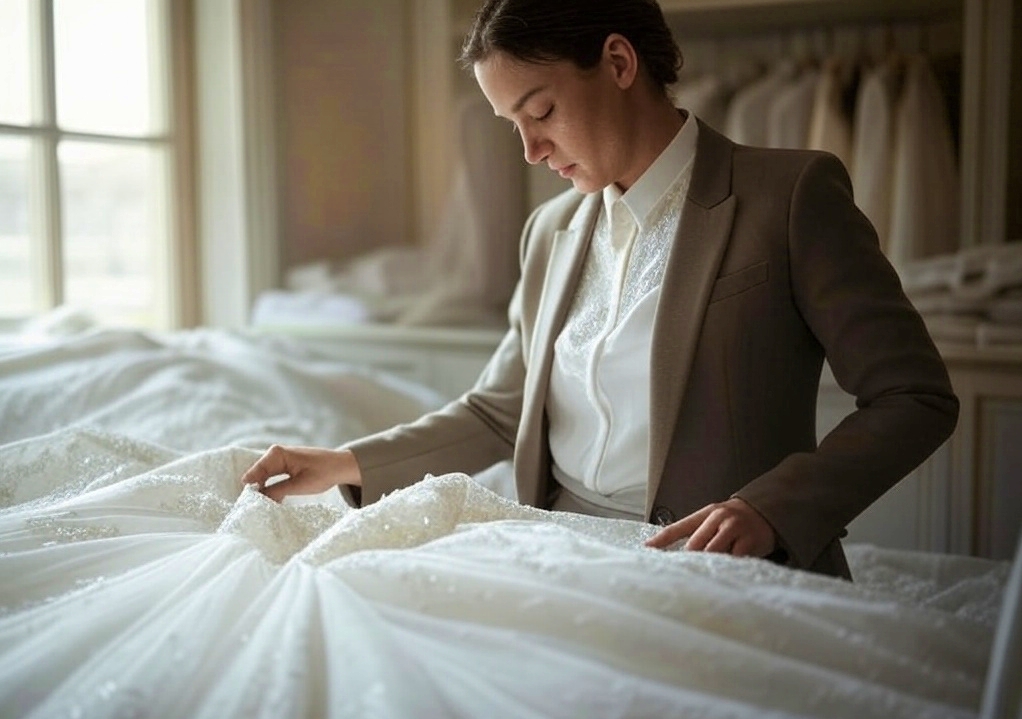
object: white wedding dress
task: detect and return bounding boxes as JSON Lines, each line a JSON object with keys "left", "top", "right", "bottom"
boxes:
{"left": 0, "top": 426, "right": 1009, "bottom": 719}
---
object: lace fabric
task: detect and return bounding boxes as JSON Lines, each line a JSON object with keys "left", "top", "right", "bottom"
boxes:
{"left": 0, "top": 428, "right": 1009, "bottom": 719}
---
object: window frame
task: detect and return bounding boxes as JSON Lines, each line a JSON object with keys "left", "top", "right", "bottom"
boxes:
{"left": 0, "top": 0, "right": 198, "bottom": 329}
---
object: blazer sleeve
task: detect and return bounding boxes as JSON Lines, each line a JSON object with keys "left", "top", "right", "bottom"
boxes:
{"left": 734, "top": 152, "right": 959, "bottom": 568}
{"left": 340, "top": 208, "right": 545, "bottom": 506}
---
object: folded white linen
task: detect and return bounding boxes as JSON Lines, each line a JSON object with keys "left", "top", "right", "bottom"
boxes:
{"left": 900, "top": 243, "right": 1022, "bottom": 300}
{"left": 921, "top": 314, "right": 1022, "bottom": 347}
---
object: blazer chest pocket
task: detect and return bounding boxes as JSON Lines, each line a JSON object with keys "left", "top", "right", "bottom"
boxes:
{"left": 709, "top": 261, "right": 769, "bottom": 304}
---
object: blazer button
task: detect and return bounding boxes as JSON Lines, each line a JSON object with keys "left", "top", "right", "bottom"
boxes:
{"left": 653, "top": 505, "right": 675, "bottom": 526}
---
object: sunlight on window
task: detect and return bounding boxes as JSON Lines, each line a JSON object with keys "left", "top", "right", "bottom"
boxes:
{"left": 0, "top": 137, "right": 35, "bottom": 317}
{"left": 60, "top": 141, "right": 167, "bottom": 327}
{"left": 0, "top": 0, "right": 33, "bottom": 126}
{"left": 54, "top": 0, "right": 161, "bottom": 136}
{"left": 0, "top": 0, "right": 174, "bottom": 328}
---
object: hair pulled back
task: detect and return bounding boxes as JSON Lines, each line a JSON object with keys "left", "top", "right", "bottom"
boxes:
{"left": 459, "top": 0, "right": 682, "bottom": 94}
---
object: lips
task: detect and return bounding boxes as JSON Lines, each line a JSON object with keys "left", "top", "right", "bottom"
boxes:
{"left": 554, "top": 164, "right": 576, "bottom": 179}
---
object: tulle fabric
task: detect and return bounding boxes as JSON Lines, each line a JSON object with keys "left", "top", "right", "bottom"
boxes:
{"left": 0, "top": 429, "right": 1007, "bottom": 719}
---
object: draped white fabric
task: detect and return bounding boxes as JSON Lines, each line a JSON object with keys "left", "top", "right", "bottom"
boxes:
{"left": 0, "top": 326, "right": 442, "bottom": 452}
{"left": 0, "top": 427, "right": 1009, "bottom": 719}
{"left": 0, "top": 323, "right": 1010, "bottom": 718}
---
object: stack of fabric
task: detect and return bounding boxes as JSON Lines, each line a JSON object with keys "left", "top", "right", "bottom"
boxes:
{"left": 899, "top": 242, "right": 1022, "bottom": 347}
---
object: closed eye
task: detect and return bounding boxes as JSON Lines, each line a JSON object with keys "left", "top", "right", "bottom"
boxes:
{"left": 508, "top": 106, "right": 552, "bottom": 135}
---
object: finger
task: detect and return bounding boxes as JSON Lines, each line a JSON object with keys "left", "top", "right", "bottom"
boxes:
{"left": 644, "top": 507, "right": 711, "bottom": 549}
{"left": 702, "top": 519, "right": 737, "bottom": 554}
{"left": 684, "top": 509, "right": 725, "bottom": 551}
{"left": 240, "top": 445, "right": 289, "bottom": 487}
{"left": 730, "top": 535, "right": 758, "bottom": 558}
{"left": 261, "top": 477, "right": 296, "bottom": 504}
{"left": 645, "top": 525, "right": 685, "bottom": 549}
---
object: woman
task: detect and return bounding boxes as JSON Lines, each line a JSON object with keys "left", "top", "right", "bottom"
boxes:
{"left": 242, "top": 0, "right": 958, "bottom": 579}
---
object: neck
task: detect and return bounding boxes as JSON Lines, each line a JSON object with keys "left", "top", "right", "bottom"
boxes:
{"left": 615, "top": 97, "right": 685, "bottom": 192}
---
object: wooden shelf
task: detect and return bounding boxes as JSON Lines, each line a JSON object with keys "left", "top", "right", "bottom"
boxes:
{"left": 252, "top": 323, "right": 507, "bottom": 350}
{"left": 938, "top": 342, "right": 1022, "bottom": 368}
{"left": 659, "top": 0, "right": 962, "bottom": 36}
{"left": 451, "top": 0, "right": 963, "bottom": 45}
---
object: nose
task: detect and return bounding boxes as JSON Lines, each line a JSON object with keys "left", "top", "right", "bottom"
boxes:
{"left": 520, "top": 127, "right": 550, "bottom": 165}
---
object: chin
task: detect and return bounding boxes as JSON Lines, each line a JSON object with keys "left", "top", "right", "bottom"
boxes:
{"left": 570, "top": 176, "right": 603, "bottom": 195}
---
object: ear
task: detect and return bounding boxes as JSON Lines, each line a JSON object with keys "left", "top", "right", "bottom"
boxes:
{"left": 602, "top": 33, "right": 639, "bottom": 90}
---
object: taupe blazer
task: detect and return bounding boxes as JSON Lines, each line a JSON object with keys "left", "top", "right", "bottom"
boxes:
{"left": 346, "top": 120, "right": 959, "bottom": 579}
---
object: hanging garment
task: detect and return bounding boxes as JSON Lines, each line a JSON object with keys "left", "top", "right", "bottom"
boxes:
{"left": 766, "top": 67, "right": 820, "bottom": 150}
{"left": 724, "top": 61, "right": 797, "bottom": 147}
{"left": 673, "top": 73, "right": 729, "bottom": 132}
{"left": 851, "top": 56, "right": 904, "bottom": 255}
{"left": 888, "top": 54, "right": 960, "bottom": 268}
{"left": 255, "top": 96, "right": 527, "bottom": 329}
{"left": 807, "top": 57, "right": 854, "bottom": 171}
{"left": 404, "top": 95, "right": 527, "bottom": 326}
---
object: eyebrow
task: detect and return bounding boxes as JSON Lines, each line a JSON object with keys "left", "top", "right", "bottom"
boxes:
{"left": 511, "top": 85, "right": 547, "bottom": 114}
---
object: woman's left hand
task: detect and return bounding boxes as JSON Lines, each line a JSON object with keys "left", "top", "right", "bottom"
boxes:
{"left": 644, "top": 497, "right": 777, "bottom": 558}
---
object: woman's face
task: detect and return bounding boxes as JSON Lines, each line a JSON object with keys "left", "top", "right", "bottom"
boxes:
{"left": 474, "top": 47, "right": 637, "bottom": 194}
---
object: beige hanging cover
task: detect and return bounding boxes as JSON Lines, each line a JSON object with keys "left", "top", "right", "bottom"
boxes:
{"left": 400, "top": 95, "right": 527, "bottom": 326}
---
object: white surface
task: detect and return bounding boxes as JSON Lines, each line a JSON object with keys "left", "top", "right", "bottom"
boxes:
{"left": 0, "top": 437, "right": 1010, "bottom": 719}
{"left": 0, "top": 318, "right": 1014, "bottom": 718}
{"left": 0, "top": 325, "right": 442, "bottom": 452}
{"left": 980, "top": 533, "right": 1022, "bottom": 719}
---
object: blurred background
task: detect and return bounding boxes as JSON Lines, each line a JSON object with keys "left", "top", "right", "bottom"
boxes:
{"left": 0, "top": 0, "right": 1018, "bottom": 332}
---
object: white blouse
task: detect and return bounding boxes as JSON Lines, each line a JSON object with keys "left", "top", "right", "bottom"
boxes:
{"left": 547, "top": 114, "right": 698, "bottom": 516}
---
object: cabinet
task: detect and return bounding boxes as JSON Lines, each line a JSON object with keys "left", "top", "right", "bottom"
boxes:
{"left": 256, "top": 323, "right": 505, "bottom": 402}
{"left": 820, "top": 347, "right": 1022, "bottom": 561}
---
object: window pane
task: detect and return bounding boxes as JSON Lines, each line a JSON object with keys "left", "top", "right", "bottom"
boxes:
{"left": 0, "top": 0, "right": 33, "bottom": 126}
{"left": 60, "top": 141, "right": 167, "bottom": 328}
{"left": 0, "top": 137, "right": 36, "bottom": 317}
{"left": 54, "top": 0, "right": 164, "bottom": 136}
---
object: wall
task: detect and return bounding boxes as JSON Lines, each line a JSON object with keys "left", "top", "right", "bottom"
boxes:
{"left": 195, "top": 0, "right": 264, "bottom": 329}
{"left": 273, "top": 0, "right": 410, "bottom": 273}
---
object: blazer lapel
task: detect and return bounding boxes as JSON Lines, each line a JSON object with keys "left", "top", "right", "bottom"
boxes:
{"left": 646, "top": 122, "right": 737, "bottom": 513}
{"left": 528, "top": 193, "right": 600, "bottom": 369}
{"left": 516, "top": 193, "right": 600, "bottom": 507}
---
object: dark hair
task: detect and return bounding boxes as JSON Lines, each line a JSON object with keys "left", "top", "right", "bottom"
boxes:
{"left": 459, "top": 0, "right": 682, "bottom": 94}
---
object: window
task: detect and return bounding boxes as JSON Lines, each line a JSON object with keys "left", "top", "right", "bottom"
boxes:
{"left": 0, "top": 0, "right": 193, "bottom": 329}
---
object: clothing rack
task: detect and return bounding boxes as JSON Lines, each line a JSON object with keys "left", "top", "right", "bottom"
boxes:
{"left": 670, "top": 11, "right": 964, "bottom": 268}
{"left": 675, "top": 16, "right": 962, "bottom": 83}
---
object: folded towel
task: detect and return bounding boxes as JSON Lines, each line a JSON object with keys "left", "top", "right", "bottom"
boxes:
{"left": 900, "top": 242, "right": 1022, "bottom": 299}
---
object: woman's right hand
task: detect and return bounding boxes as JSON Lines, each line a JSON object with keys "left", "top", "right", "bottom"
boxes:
{"left": 240, "top": 445, "right": 363, "bottom": 503}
